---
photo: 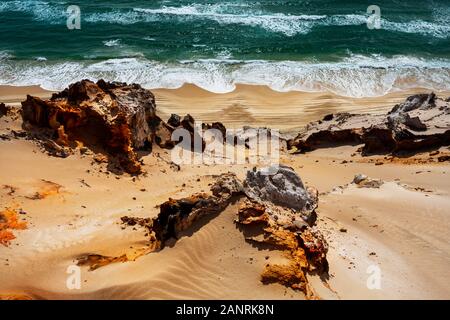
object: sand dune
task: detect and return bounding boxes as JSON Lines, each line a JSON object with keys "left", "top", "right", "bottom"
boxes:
{"left": 0, "top": 85, "right": 449, "bottom": 300}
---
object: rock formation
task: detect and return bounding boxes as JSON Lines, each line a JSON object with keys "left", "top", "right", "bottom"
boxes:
{"left": 108, "top": 167, "right": 328, "bottom": 297}
{"left": 21, "top": 80, "right": 159, "bottom": 173}
{"left": 243, "top": 165, "right": 317, "bottom": 213}
{"left": 152, "top": 172, "right": 242, "bottom": 245}
{"left": 288, "top": 93, "right": 450, "bottom": 155}
{"left": 167, "top": 113, "right": 181, "bottom": 127}
{"left": 0, "top": 103, "right": 9, "bottom": 117}
{"left": 20, "top": 80, "right": 228, "bottom": 174}
{"left": 352, "top": 174, "right": 384, "bottom": 188}
{"left": 237, "top": 166, "right": 326, "bottom": 297}
{"left": 77, "top": 254, "right": 128, "bottom": 271}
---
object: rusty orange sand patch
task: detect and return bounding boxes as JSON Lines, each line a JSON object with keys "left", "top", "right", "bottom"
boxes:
{"left": 0, "top": 208, "right": 27, "bottom": 246}
{"left": 28, "top": 179, "right": 63, "bottom": 200}
{"left": 0, "top": 294, "right": 33, "bottom": 300}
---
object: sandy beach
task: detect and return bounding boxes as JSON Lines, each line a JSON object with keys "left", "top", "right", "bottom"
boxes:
{"left": 0, "top": 83, "right": 449, "bottom": 300}
{"left": 3, "top": 84, "right": 450, "bottom": 130}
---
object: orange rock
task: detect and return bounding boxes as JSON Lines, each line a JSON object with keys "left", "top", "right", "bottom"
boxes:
{"left": 21, "top": 80, "right": 158, "bottom": 174}
{"left": 0, "top": 208, "right": 27, "bottom": 247}
{"left": 77, "top": 254, "right": 129, "bottom": 271}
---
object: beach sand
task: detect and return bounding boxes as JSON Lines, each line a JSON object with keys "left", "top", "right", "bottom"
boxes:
{"left": 0, "top": 84, "right": 449, "bottom": 299}
{"left": 2, "top": 84, "right": 449, "bottom": 129}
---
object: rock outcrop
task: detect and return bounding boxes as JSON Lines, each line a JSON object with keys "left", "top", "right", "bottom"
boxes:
{"left": 244, "top": 165, "right": 317, "bottom": 213}
{"left": 152, "top": 173, "right": 242, "bottom": 245}
{"left": 20, "top": 81, "right": 229, "bottom": 174}
{"left": 237, "top": 166, "right": 326, "bottom": 297}
{"left": 352, "top": 174, "right": 384, "bottom": 188}
{"left": 288, "top": 93, "right": 450, "bottom": 155}
{"left": 112, "top": 167, "right": 328, "bottom": 298}
{"left": 22, "top": 80, "right": 159, "bottom": 173}
{"left": 0, "top": 103, "right": 9, "bottom": 117}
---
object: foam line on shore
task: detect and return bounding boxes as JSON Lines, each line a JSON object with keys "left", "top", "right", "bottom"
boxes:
{"left": 1, "top": 54, "right": 450, "bottom": 97}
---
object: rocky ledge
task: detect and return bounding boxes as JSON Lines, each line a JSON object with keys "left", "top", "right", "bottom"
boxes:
{"left": 288, "top": 93, "right": 450, "bottom": 155}
{"left": 20, "top": 80, "right": 227, "bottom": 174}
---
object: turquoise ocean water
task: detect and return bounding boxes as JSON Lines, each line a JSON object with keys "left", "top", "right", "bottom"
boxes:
{"left": 0, "top": 0, "right": 449, "bottom": 97}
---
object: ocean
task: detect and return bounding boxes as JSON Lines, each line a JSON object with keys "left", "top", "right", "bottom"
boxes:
{"left": 0, "top": 0, "right": 449, "bottom": 97}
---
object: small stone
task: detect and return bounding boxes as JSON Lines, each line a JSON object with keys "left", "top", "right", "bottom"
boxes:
{"left": 438, "top": 155, "right": 450, "bottom": 162}
{"left": 353, "top": 174, "right": 368, "bottom": 184}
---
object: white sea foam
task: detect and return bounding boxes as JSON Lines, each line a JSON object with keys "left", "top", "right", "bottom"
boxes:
{"left": 132, "top": 5, "right": 325, "bottom": 36}
{"left": 0, "top": 51, "right": 14, "bottom": 61}
{"left": 1, "top": 1, "right": 448, "bottom": 38}
{"left": 84, "top": 5, "right": 450, "bottom": 38}
{"left": 103, "top": 39, "right": 121, "bottom": 47}
{"left": 0, "top": 0, "right": 65, "bottom": 23}
{"left": 1, "top": 55, "right": 449, "bottom": 98}
{"left": 382, "top": 19, "right": 450, "bottom": 39}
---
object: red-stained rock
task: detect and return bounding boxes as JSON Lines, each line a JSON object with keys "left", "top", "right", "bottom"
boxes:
{"left": 21, "top": 80, "right": 161, "bottom": 173}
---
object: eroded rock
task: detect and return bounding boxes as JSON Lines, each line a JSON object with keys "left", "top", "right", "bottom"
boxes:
{"left": 0, "top": 103, "right": 9, "bottom": 117}
{"left": 77, "top": 253, "right": 128, "bottom": 271}
{"left": 236, "top": 192, "right": 328, "bottom": 296}
{"left": 153, "top": 173, "right": 242, "bottom": 245}
{"left": 243, "top": 165, "right": 318, "bottom": 218}
{"left": 21, "top": 80, "right": 159, "bottom": 173}
{"left": 83, "top": 168, "right": 328, "bottom": 298}
{"left": 21, "top": 80, "right": 218, "bottom": 173}
{"left": 352, "top": 174, "right": 384, "bottom": 188}
{"left": 288, "top": 93, "right": 450, "bottom": 155}
{"left": 167, "top": 113, "right": 181, "bottom": 127}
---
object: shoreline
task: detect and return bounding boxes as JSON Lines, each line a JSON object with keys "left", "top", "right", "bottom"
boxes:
{"left": 1, "top": 83, "right": 449, "bottom": 130}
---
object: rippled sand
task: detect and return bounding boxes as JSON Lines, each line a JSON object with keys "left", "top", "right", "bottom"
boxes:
{"left": 1, "top": 85, "right": 449, "bottom": 299}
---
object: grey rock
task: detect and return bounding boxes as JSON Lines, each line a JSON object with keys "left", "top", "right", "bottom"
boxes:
{"left": 288, "top": 92, "right": 449, "bottom": 155}
{"left": 353, "top": 174, "right": 368, "bottom": 184}
{"left": 243, "top": 165, "right": 317, "bottom": 212}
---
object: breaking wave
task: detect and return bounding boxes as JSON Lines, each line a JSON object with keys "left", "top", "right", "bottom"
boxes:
{"left": 1, "top": 1, "right": 449, "bottom": 38}
{"left": 1, "top": 54, "right": 449, "bottom": 98}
